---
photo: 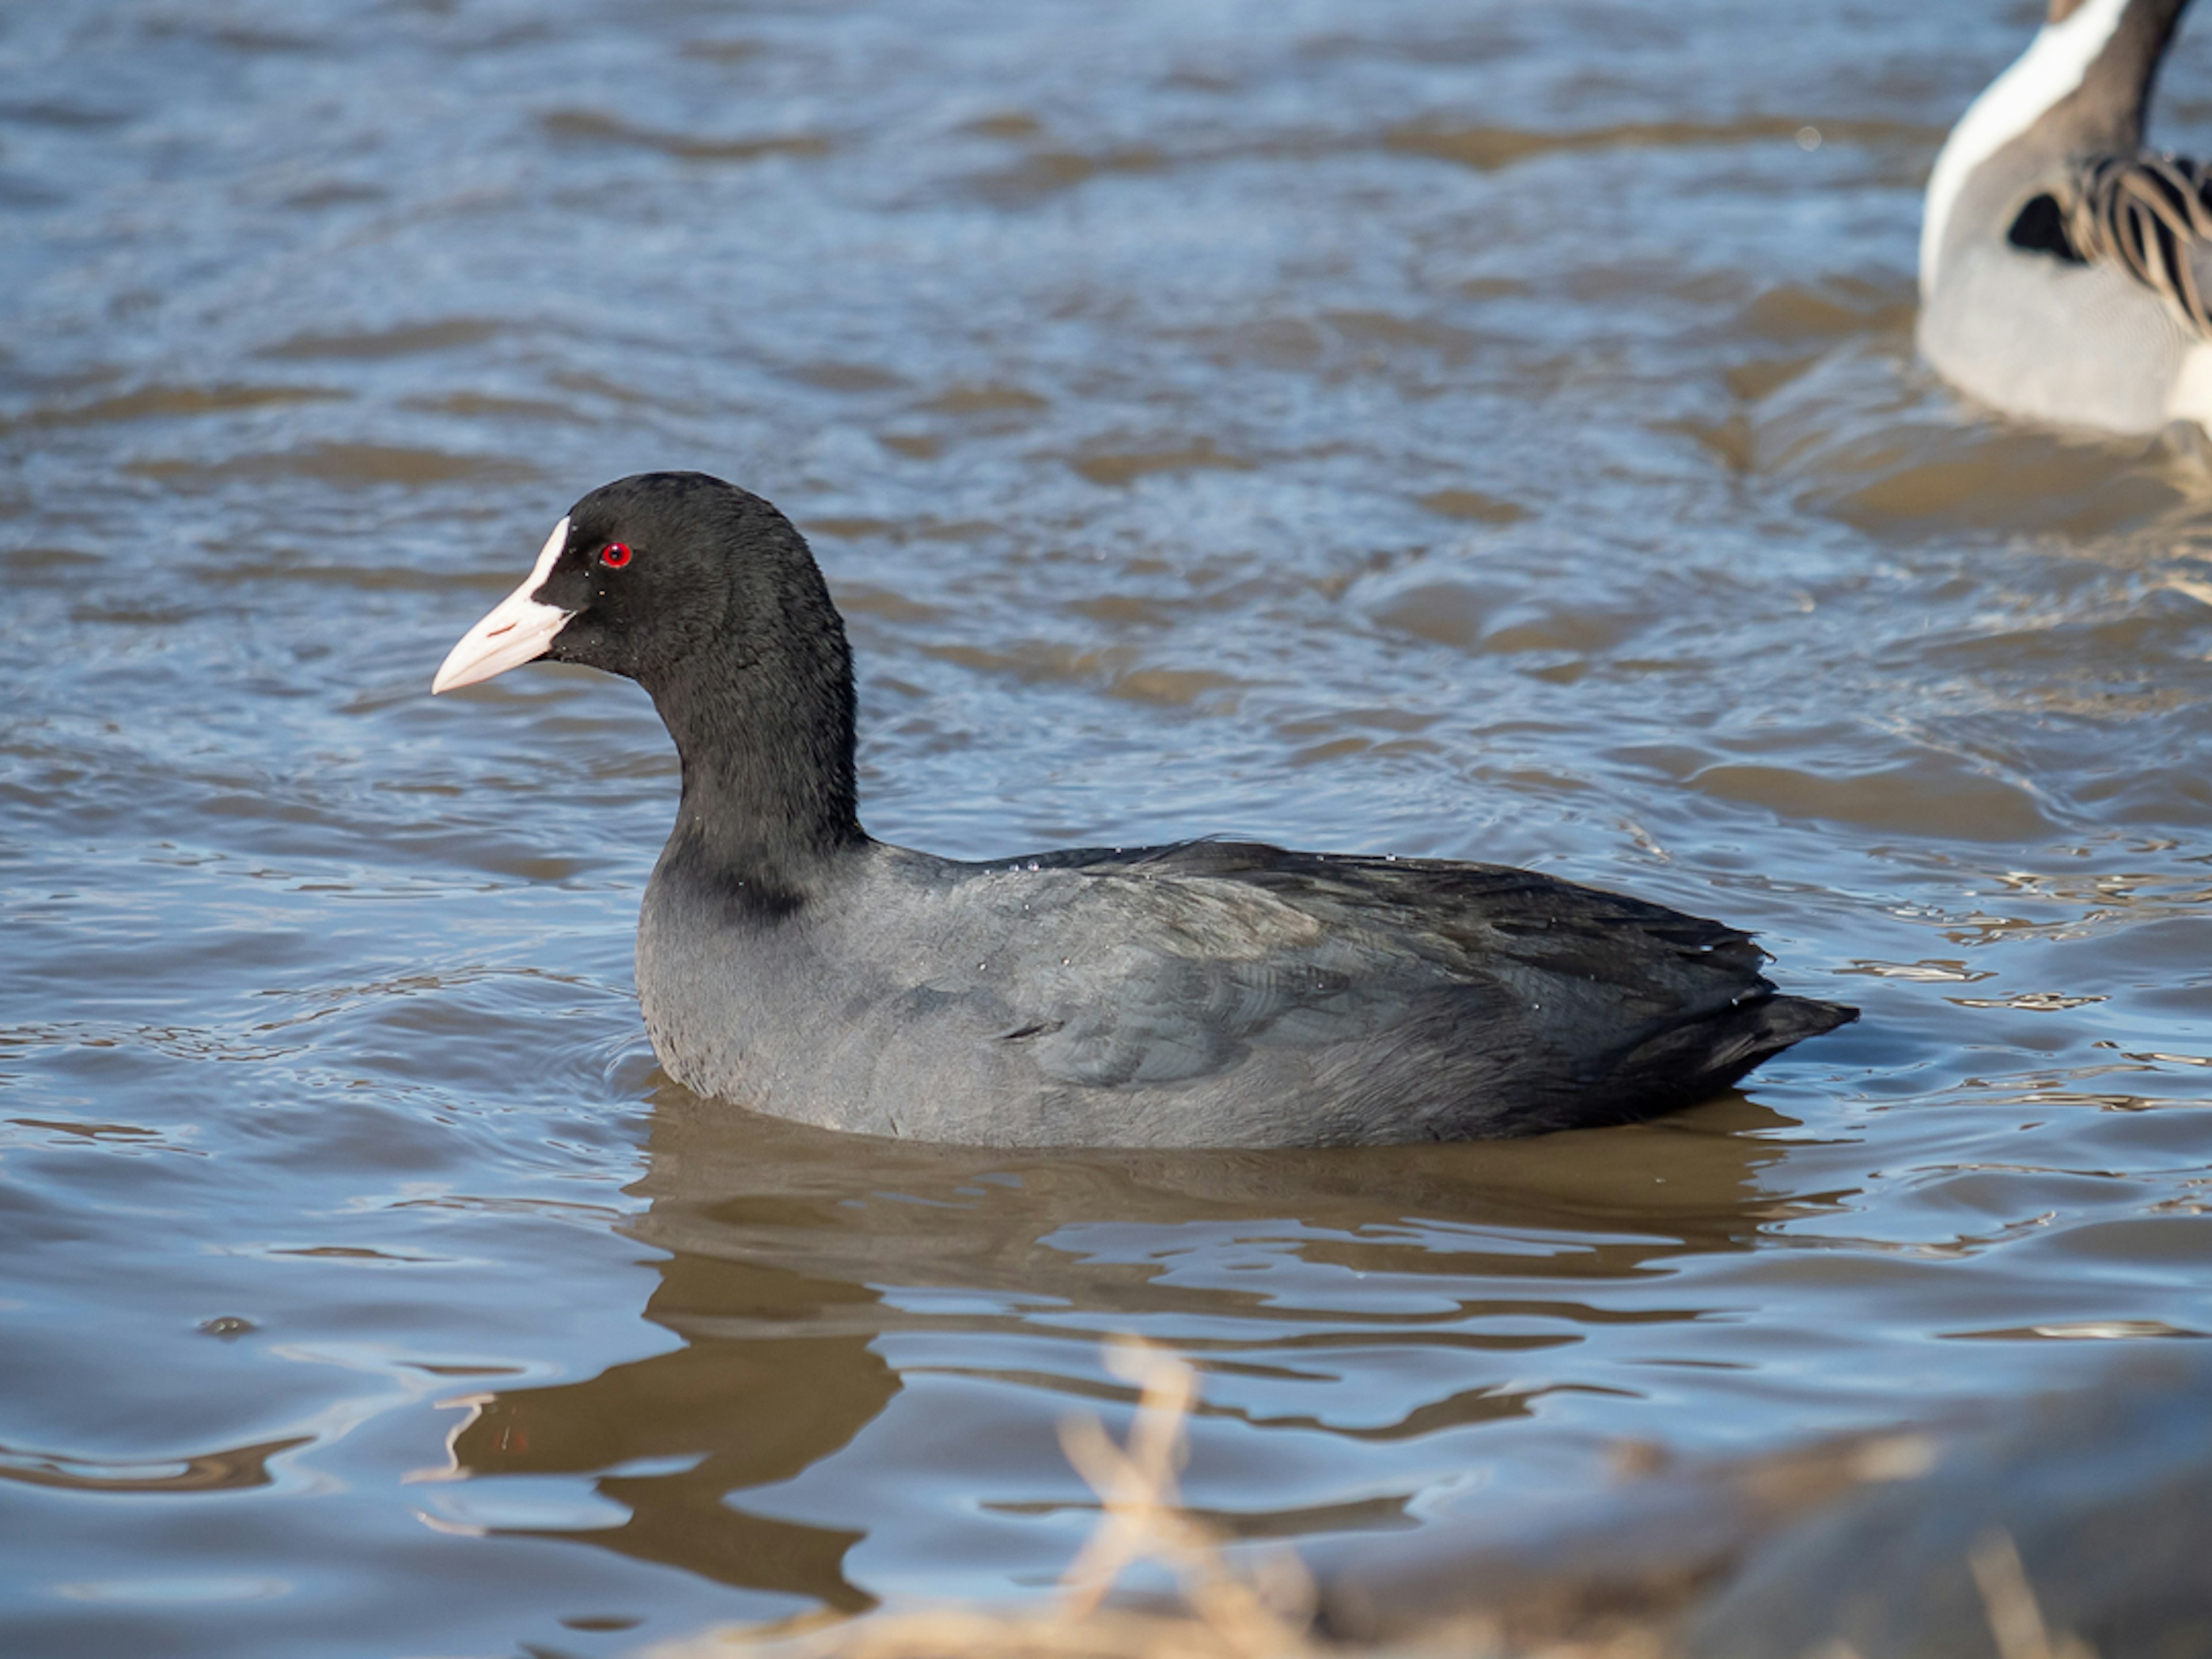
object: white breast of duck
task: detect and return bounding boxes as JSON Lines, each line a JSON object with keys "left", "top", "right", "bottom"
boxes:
{"left": 1919, "top": 0, "right": 2212, "bottom": 435}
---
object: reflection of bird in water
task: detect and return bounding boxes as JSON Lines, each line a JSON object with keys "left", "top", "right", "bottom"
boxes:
{"left": 1920, "top": 0, "right": 2212, "bottom": 434}
{"left": 433, "top": 471, "right": 1851, "bottom": 1148}
{"left": 438, "top": 1251, "right": 896, "bottom": 1613}
{"left": 423, "top": 1082, "right": 1801, "bottom": 1611}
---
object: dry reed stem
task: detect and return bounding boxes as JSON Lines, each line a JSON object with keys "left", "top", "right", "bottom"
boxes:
{"left": 1971, "top": 1531, "right": 2096, "bottom": 1659}
{"left": 1052, "top": 1336, "right": 1315, "bottom": 1656}
{"left": 654, "top": 1335, "right": 1673, "bottom": 1659}
{"left": 647, "top": 1353, "right": 2098, "bottom": 1659}
{"left": 657, "top": 1338, "right": 1342, "bottom": 1659}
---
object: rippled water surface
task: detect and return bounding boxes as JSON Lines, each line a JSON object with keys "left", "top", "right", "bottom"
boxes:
{"left": 7, "top": 2, "right": 2212, "bottom": 1654}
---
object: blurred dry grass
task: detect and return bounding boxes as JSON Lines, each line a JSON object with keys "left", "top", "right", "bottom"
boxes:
{"left": 644, "top": 1340, "right": 2090, "bottom": 1659}
{"left": 1969, "top": 1532, "right": 2096, "bottom": 1659}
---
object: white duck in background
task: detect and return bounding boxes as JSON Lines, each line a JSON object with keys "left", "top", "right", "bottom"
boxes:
{"left": 1919, "top": 0, "right": 2212, "bottom": 434}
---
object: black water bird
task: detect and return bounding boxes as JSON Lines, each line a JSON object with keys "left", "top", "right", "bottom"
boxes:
{"left": 433, "top": 472, "right": 1854, "bottom": 1147}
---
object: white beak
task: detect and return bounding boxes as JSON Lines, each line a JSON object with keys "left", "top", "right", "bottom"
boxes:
{"left": 432, "top": 517, "right": 577, "bottom": 694}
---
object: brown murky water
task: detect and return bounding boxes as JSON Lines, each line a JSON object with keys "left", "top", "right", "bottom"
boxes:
{"left": 6, "top": 2, "right": 2212, "bottom": 1654}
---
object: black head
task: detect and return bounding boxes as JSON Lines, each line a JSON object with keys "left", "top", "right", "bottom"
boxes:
{"left": 547, "top": 472, "right": 821, "bottom": 687}
{"left": 435, "top": 471, "right": 844, "bottom": 696}
{"left": 437, "top": 470, "right": 855, "bottom": 695}
{"left": 434, "top": 471, "right": 864, "bottom": 857}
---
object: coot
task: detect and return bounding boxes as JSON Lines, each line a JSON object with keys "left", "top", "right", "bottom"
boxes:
{"left": 433, "top": 472, "right": 1853, "bottom": 1147}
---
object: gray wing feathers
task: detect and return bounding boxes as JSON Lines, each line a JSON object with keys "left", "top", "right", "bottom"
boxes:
{"left": 998, "top": 876, "right": 1410, "bottom": 1088}
{"left": 932, "top": 844, "right": 1768, "bottom": 1094}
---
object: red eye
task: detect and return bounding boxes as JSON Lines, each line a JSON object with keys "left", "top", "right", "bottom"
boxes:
{"left": 599, "top": 543, "right": 632, "bottom": 569}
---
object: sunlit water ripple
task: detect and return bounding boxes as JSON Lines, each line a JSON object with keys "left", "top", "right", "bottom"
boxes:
{"left": 4, "top": 2, "right": 2212, "bottom": 1654}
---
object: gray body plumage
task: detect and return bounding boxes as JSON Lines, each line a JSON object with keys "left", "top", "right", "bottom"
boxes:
{"left": 639, "top": 836, "right": 1849, "bottom": 1149}
{"left": 1919, "top": 0, "right": 2209, "bottom": 434}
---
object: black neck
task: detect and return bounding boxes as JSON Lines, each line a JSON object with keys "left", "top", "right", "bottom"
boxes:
{"left": 645, "top": 611, "right": 868, "bottom": 913}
